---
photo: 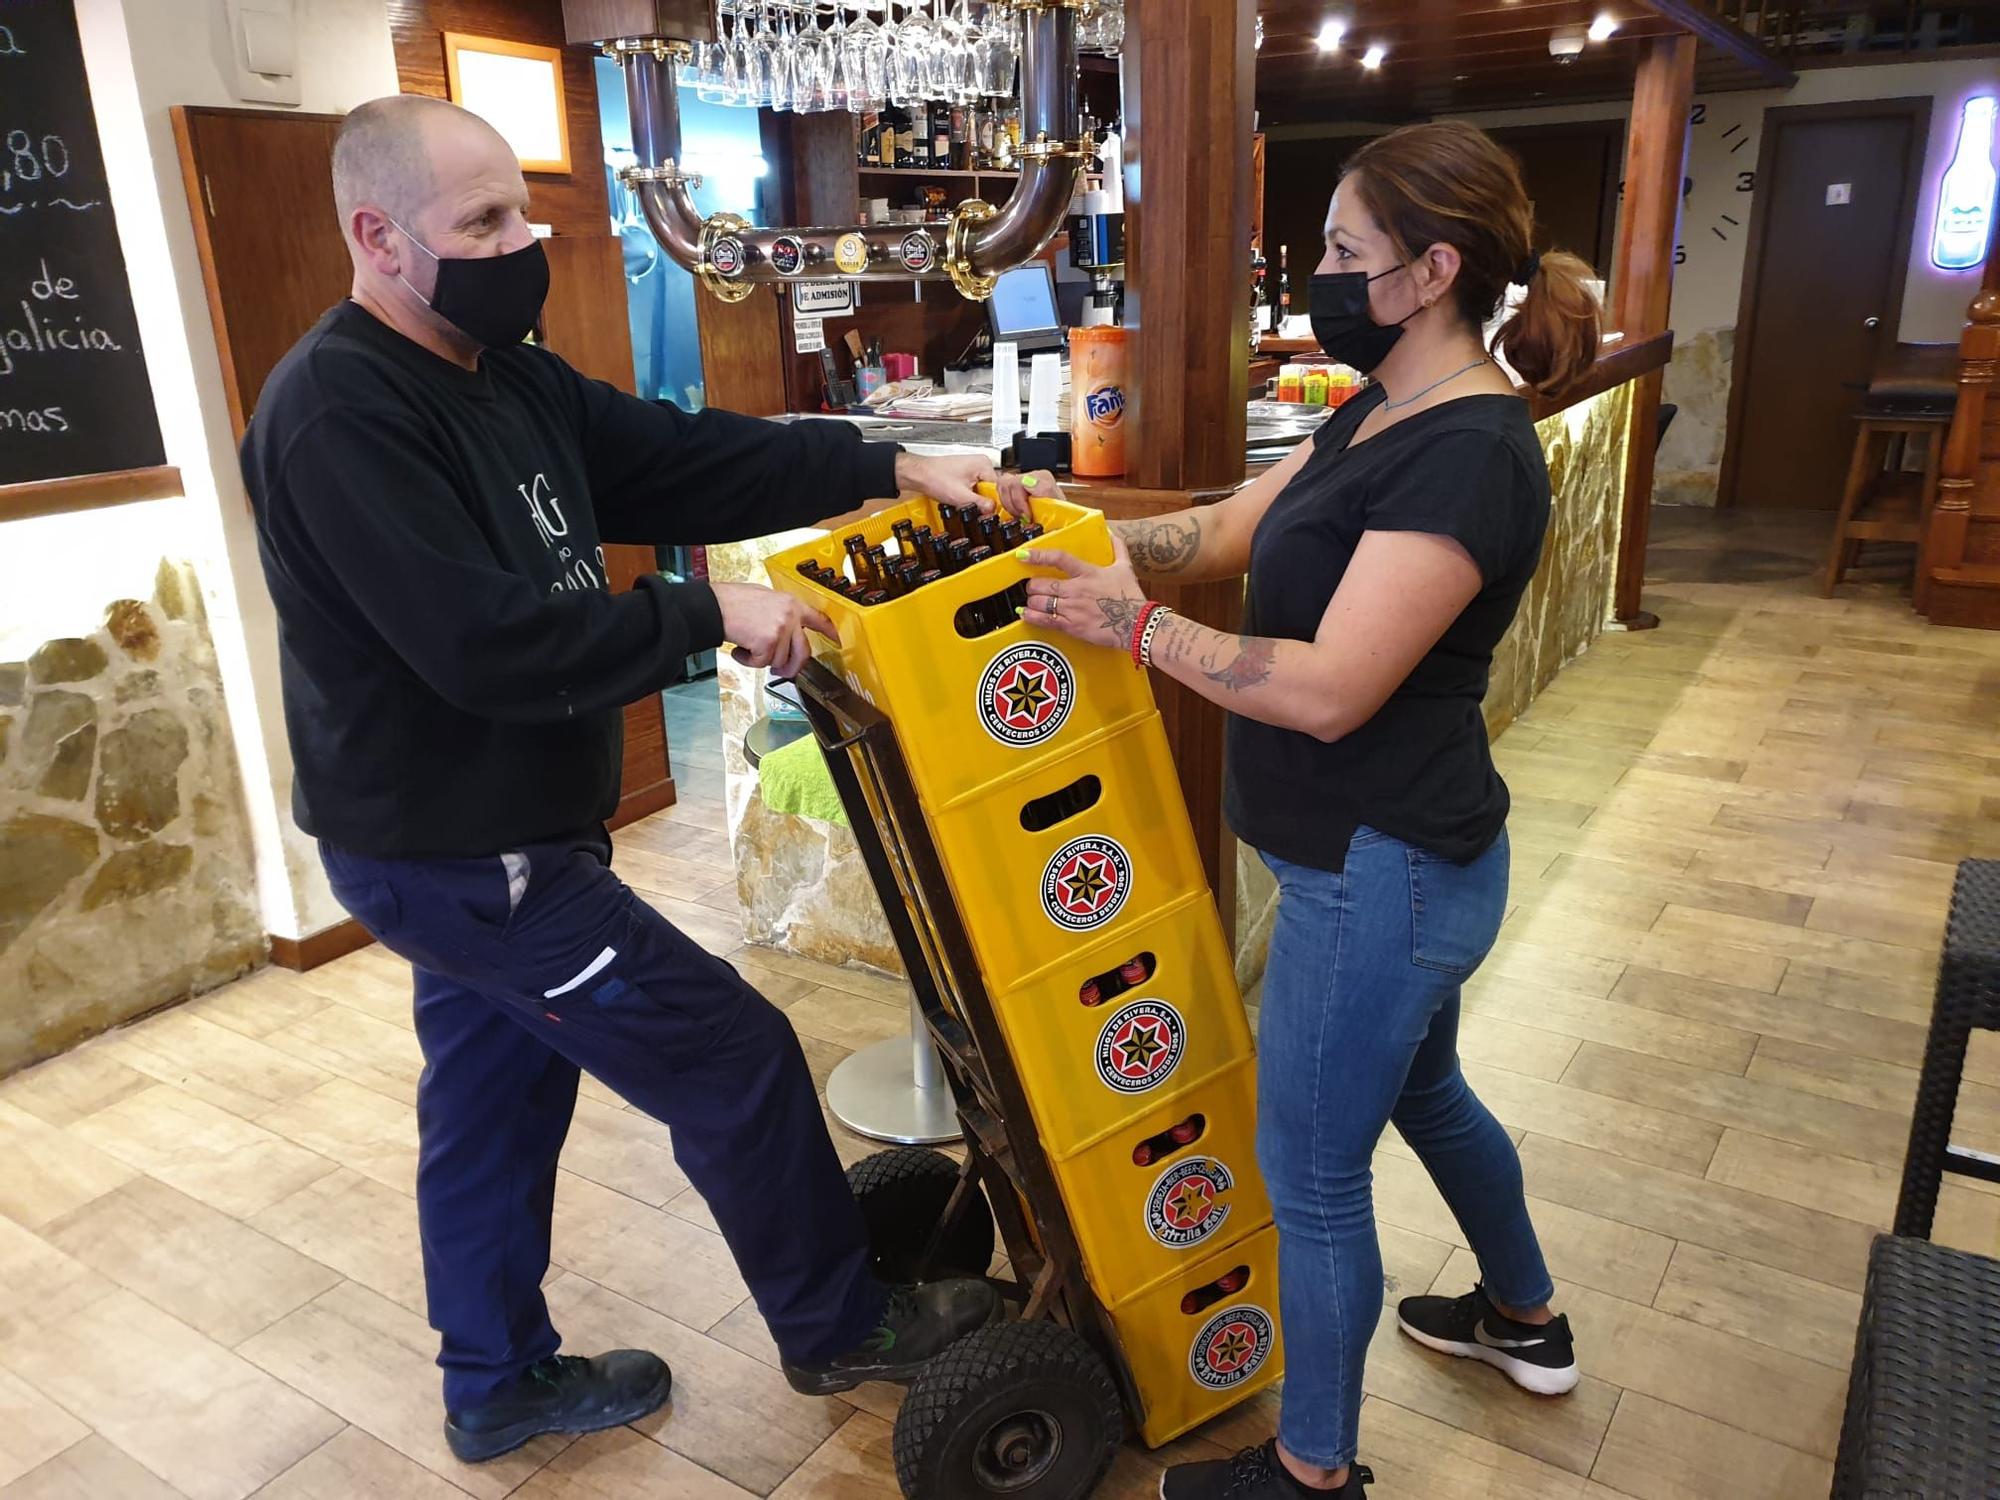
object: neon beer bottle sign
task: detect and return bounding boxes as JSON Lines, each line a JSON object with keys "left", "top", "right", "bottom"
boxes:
{"left": 1933, "top": 96, "right": 1997, "bottom": 271}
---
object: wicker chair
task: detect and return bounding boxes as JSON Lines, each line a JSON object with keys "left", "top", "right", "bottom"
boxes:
{"left": 1832, "top": 1234, "right": 2000, "bottom": 1497}
{"left": 1893, "top": 860, "right": 2000, "bottom": 1238}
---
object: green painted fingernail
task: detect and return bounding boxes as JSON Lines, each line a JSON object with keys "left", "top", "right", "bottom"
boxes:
{"left": 1014, "top": 548, "right": 1031, "bottom": 561}
{"left": 1024, "top": 475, "right": 1040, "bottom": 488}
{"left": 1014, "top": 606, "right": 1025, "bottom": 617}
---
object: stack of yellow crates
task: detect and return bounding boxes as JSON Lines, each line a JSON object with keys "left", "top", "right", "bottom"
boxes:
{"left": 769, "top": 492, "right": 1281, "bottom": 1446}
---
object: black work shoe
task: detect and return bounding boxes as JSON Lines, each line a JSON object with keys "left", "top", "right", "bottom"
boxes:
{"left": 783, "top": 1278, "right": 1001, "bottom": 1395}
{"left": 1161, "top": 1440, "right": 1373, "bottom": 1498}
{"left": 443, "top": 1350, "right": 671, "bottom": 1462}
{"left": 1397, "top": 1282, "right": 1579, "bottom": 1396}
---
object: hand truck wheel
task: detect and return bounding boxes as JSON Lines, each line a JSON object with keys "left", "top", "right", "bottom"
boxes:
{"left": 847, "top": 1147, "right": 997, "bottom": 1283}
{"left": 893, "top": 1320, "right": 1124, "bottom": 1499}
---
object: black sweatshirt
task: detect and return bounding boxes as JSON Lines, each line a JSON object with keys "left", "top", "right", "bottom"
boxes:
{"left": 242, "top": 301, "right": 899, "bottom": 859}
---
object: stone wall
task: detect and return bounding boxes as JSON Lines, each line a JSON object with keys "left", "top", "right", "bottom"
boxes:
{"left": 1656, "top": 328, "right": 1735, "bottom": 508}
{"left": 0, "top": 560, "right": 264, "bottom": 1076}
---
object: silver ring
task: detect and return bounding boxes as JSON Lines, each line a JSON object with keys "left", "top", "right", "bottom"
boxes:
{"left": 1046, "top": 595, "right": 1059, "bottom": 616}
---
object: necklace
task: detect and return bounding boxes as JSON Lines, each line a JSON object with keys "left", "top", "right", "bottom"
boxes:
{"left": 1379, "top": 357, "right": 1490, "bottom": 411}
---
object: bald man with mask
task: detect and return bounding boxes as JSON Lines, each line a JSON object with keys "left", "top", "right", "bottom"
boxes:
{"left": 242, "top": 95, "right": 1014, "bottom": 1463}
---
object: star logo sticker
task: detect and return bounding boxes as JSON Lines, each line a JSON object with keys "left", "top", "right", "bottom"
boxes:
{"left": 1164, "top": 1178, "right": 1215, "bottom": 1228}
{"left": 998, "top": 663, "right": 1056, "bottom": 725}
{"left": 1208, "top": 1325, "right": 1256, "bottom": 1373}
{"left": 978, "top": 644, "right": 1074, "bottom": 747}
{"left": 1114, "top": 1019, "right": 1167, "bottom": 1074}
{"left": 1043, "top": 836, "right": 1131, "bottom": 932}
{"left": 1059, "top": 854, "right": 1115, "bottom": 912}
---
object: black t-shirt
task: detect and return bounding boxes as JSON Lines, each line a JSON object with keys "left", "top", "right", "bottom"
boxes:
{"left": 1224, "top": 385, "right": 1551, "bottom": 871}
{"left": 242, "top": 301, "right": 899, "bottom": 859}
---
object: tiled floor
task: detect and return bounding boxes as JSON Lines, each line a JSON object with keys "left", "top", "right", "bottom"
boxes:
{"left": 4, "top": 510, "right": 1999, "bottom": 1498}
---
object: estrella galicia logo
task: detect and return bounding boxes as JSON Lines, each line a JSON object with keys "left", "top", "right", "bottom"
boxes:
{"left": 1084, "top": 383, "right": 1125, "bottom": 427}
{"left": 1040, "top": 835, "right": 1132, "bottom": 931}
{"left": 977, "top": 642, "right": 1075, "bottom": 747}
{"left": 1190, "top": 1304, "right": 1274, "bottom": 1391}
{"left": 1094, "top": 998, "right": 1185, "bottom": 1094}
{"left": 710, "top": 237, "right": 745, "bottom": 276}
{"left": 1145, "top": 1157, "right": 1233, "bottom": 1249}
{"left": 899, "top": 231, "right": 936, "bottom": 273}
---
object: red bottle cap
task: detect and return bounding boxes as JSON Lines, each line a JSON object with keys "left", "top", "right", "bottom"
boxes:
{"left": 1131, "top": 1143, "right": 1154, "bottom": 1167}
{"left": 1180, "top": 1293, "right": 1201, "bottom": 1315}
{"left": 1169, "top": 1119, "right": 1199, "bottom": 1145}
{"left": 1078, "top": 981, "right": 1102, "bottom": 1006}
{"left": 1119, "top": 958, "right": 1149, "bottom": 984}
{"left": 1217, "top": 1269, "right": 1247, "bottom": 1294}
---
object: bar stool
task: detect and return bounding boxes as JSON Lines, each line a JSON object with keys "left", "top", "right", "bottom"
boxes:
{"left": 1892, "top": 860, "right": 2000, "bottom": 1239}
{"left": 1823, "top": 343, "right": 1958, "bottom": 597}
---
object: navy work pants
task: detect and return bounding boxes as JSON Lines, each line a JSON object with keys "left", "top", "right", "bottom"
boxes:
{"left": 318, "top": 829, "right": 882, "bottom": 1409}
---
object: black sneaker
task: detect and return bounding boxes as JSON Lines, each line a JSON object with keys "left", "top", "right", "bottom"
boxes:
{"left": 443, "top": 1350, "right": 671, "bottom": 1462}
{"left": 1396, "top": 1283, "right": 1579, "bottom": 1396}
{"left": 1161, "top": 1441, "right": 1373, "bottom": 1498}
{"left": 782, "top": 1278, "right": 1001, "bottom": 1395}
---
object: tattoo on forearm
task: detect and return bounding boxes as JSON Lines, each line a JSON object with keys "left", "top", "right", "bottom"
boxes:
{"left": 1153, "top": 615, "right": 1198, "bottom": 667}
{"left": 1097, "top": 597, "right": 1146, "bottom": 642}
{"left": 1202, "top": 635, "right": 1277, "bottom": 692}
{"left": 1116, "top": 515, "right": 1203, "bottom": 574}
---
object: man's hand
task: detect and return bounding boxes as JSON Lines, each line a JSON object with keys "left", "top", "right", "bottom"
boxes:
{"left": 713, "top": 582, "right": 836, "bottom": 680}
{"left": 894, "top": 453, "right": 1050, "bottom": 520}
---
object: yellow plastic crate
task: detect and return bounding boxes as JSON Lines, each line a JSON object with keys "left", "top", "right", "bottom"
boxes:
{"left": 1109, "top": 1224, "right": 1285, "bottom": 1448}
{"left": 982, "top": 890, "right": 1253, "bottom": 1162}
{"left": 1051, "top": 1058, "right": 1271, "bottom": 1307}
{"left": 926, "top": 716, "right": 1211, "bottom": 996}
{"left": 767, "top": 495, "right": 1157, "bottom": 810}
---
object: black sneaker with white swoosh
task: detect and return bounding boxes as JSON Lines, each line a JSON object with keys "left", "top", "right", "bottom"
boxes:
{"left": 1396, "top": 1283, "right": 1579, "bottom": 1396}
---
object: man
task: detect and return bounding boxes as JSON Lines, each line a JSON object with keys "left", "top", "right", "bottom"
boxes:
{"left": 242, "top": 94, "right": 1015, "bottom": 1462}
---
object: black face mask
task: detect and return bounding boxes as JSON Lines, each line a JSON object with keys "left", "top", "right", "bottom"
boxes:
{"left": 393, "top": 219, "right": 550, "bottom": 349}
{"left": 1308, "top": 265, "right": 1419, "bottom": 373}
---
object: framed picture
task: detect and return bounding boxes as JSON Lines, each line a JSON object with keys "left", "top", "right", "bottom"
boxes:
{"left": 442, "top": 32, "right": 571, "bottom": 175}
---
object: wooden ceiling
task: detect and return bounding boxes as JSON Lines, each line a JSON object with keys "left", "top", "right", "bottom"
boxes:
{"left": 1254, "top": 1, "right": 1787, "bottom": 126}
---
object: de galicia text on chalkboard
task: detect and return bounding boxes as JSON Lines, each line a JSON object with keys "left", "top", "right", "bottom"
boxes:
{"left": 1, "top": 0, "right": 168, "bottom": 487}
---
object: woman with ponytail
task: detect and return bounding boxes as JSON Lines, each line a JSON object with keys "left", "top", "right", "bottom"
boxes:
{"left": 1016, "top": 121, "right": 1596, "bottom": 1497}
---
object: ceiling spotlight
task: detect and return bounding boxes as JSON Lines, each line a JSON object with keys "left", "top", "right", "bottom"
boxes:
{"left": 1316, "top": 20, "right": 1346, "bottom": 51}
{"left": 1360, "top": 43, "right": 1385, "bottom": 69}
{"left": 1588, "top": 13, "right": 1619, "bottom": 41}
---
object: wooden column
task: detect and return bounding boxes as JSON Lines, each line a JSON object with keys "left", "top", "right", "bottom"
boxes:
{"left": 1120, "top": 0, "right": 1256, "bottom": 940}
{"left": 1917, "top": 231, "right": 2000, "bottom": 629}
{"left": 1607, "top": 33, "right": 1695, "bottom": 628}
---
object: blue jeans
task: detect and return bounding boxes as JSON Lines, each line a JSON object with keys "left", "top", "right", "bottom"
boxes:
{"left": 1256, "top": 827, "right": 1554, "bottom": 1469}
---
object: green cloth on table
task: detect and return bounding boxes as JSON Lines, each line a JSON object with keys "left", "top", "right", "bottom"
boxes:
{"left": 757, "top": 733, "right": 848, "bottom": 825}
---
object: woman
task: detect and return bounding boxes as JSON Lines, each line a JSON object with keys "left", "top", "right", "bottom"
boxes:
{"left": 1020, "top": 121, "right": 1600, "bottom": 1499}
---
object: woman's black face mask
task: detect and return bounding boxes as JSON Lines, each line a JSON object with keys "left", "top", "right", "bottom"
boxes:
{"left": 1307, "top": 263, "right": 1419, "bottom": 373}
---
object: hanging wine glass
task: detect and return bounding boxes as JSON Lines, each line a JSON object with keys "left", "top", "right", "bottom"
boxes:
{"left": 709, "top": 0, "right": 744, "bottom": 104}
{"left": 847, "top": 0, "right": 889, "bottom": 111}
{"left": 824, "top": 2, "right": 852, "bottom": 112}
{"left": 974, "top": 2, "right": 1016, "bottom": 98}
{"left": 767, "top": 5, "right": 795, "bottom": 112}
{"left": 792, "top": 4, "right": 827, "bottom": 113}
{"left": 926, "top": 0, "right": 960, "bottom": 103}
{"left": 731, "top": 2, "right": 763, "bottom": 105}
{"left": 890, "top": 0, "right": 933, "bottom": 111}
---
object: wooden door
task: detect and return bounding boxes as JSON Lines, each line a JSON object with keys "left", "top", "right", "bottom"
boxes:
{"left": 175, "top": 109, "right": 673, "bottom": 829}
{"left": 1720, "top": 100, "right": 1931, "bottom": 510}
{"left": 172, "top": 107, "right": 351, "bottom": 438}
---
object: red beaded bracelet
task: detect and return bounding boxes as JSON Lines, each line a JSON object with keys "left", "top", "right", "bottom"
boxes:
{"left": 1129, "top": 601, "right": 1163, "bottom": 667}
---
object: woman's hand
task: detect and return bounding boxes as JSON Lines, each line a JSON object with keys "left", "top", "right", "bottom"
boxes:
{"left": 1019, "top": 532, "right": 1150, "bottom": 653}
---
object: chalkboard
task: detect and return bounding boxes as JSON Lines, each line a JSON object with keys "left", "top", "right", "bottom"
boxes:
{"left": 0, "top": 0, "right": 166, "bottom": 486}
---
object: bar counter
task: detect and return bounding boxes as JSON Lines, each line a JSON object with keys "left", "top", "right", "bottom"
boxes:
{"left": 705, "top": 330, "right": 1670, "bottom": 981}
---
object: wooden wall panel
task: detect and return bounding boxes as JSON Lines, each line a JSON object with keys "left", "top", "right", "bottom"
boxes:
{"left": 388, "top": 0, "right": 610, "bottom": 238}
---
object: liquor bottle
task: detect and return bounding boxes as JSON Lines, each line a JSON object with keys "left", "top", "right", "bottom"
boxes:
{"left": 978, "top": 106, "right": 997, "bottom": 167}
{"left": 889, "top": 107, "right": 910, "bottom": 168}
{"left": 910, "top": 101, "right": 930, "bottom": 167}
{"left": 934, "top": 106, "right": 952, "bottom": 170}
{"left": 949, "top": 106, "right": 968, "bottom": 170}
{"left": 1933, "top": 96, "right": 1998, "bottom": 271}
{"left": 858, "top": 111, "right": 880, "bottom": 167}
{"left": 1278, "top": 244, "right": 1293, "bottom": 317}
{"left": 1250, "top": 245, "right": 1269, "bottom": 337}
